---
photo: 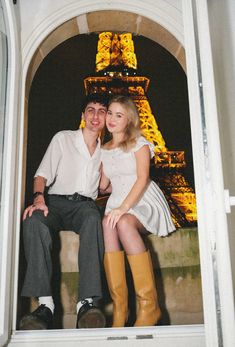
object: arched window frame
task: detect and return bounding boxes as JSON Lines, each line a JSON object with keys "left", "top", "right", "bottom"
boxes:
{"left": 0, "top": 1, "right": 234, "bottom": 346}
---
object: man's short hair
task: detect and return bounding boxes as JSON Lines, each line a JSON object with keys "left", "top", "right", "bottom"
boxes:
{"left": 81, "top": 93, "right": 109, "bottom": 112}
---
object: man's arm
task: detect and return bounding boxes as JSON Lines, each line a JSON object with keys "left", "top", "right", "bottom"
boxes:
{"left": 22, "top": 176, "right": 48, "bottom": 220}
{"left": 99, "top": 164, "right": 111, "bottom": 194}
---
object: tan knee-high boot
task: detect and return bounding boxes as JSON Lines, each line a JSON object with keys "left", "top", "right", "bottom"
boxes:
{"left": 127, "top": 250, "right": 161, "bottom": 326}
{"left": 104, "top": 251, "right": 128, "bottom": 327}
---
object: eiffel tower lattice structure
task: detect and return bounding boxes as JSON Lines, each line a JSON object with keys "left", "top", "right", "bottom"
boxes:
{"left": 83, "top": 32, "right": 197, "bottom": 228}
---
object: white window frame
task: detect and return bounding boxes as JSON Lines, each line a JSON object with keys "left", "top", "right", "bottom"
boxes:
{"left": 0, "top": 0, "right": 20, "bottom": 346}
{"left": 1, "top": 1, "right": 234, "bottom": 346}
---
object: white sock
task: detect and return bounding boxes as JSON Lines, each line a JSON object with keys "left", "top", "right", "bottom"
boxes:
{"left": 39, "top": 296, "right": 55, "bottom": 314}
{"left": 76, "top": 298, "right": 93, "bottom": 314}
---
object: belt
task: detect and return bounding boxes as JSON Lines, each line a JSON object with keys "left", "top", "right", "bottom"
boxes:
{"left": 50, "top": 193, "right": 93, "bottom": 202}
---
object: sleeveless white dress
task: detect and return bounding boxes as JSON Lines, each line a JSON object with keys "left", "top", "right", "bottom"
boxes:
{"left": 101, "top": 136, "right": 176, "bottom": 236}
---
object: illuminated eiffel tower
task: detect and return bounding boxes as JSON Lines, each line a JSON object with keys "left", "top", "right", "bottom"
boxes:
{"left": 83, "top": 32, "right": 197, "bottom": 227}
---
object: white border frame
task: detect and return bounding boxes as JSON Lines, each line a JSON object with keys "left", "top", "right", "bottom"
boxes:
{"left": 8, "top": 325, "right": 205, "bottom": 347}
{"left": 0, "top": 0, "right": 20, "bottom": 346}
{"left": 183, "top": 1, "right": 235, "bottom": 346}
{"left": 1, "top": 0, "right": 234, "bottom": 346}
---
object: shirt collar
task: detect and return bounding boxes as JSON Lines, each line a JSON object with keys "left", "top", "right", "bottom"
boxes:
{"left": 76, "top": 129, "right": 101, "bottom": 158}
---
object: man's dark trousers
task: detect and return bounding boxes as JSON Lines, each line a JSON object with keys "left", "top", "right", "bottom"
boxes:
{"left": 21, "top": 195, "right": 104, "bottom": 303}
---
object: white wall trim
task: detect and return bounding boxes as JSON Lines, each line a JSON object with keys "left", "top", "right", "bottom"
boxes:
{"left": 182, "top": 1, "right": 235, "bottom": 346}
{"left": 8, "top": 325, "right": 205, "bottom": 347}
{"left": 195, "top": 1, "right": 235, "bottom": 346}
{"left": 21, "top": 0, "right": 183, "bottom": 74}
{"left": 0, "top": 0, "right": 20, "bottom": 346}
{"left": 182, "top": 0, "right": 219, "bottom": 345}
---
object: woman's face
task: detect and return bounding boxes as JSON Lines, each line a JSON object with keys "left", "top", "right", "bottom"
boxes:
{"left": 106, "top": 102, "right": 129, "bottom": 134}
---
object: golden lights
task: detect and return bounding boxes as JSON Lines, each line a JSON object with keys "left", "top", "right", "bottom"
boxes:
{"left": 81, "top": 32, "right": 197, "bottom": 226}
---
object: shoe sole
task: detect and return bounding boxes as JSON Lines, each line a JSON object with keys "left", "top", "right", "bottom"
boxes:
{"left": 77, "top": 308, "right": 106, "bottom": 329}
{"left": 19, "top": 316, "right": 48, "bottom": 330}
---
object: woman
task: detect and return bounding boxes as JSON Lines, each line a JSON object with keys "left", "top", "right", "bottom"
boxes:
{"left": 100, "top": 95, "right": 175, "bottom": 327}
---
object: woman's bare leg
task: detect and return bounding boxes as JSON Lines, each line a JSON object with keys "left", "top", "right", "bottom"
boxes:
{"left": 116, "top": 214, "right": 147, "bottom": 255}
{"left": 102, "top": 215, "right": 121, "bottom": 252}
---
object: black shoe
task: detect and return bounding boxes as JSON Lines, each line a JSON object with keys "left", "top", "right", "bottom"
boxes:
{"left": 19, "top": 304, "right": 53, "bottom": 330}
{"left": 76, "top": 299, "right": 106, "bottom": 329}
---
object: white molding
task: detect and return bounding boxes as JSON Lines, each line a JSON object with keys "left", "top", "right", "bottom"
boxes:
{"left": 195, "top": 1, "right": 235, "bottom": 346}
{"left": 182, "top": 1, "right": 219, "bottom": 345}
{"left": 182, "top": 1, "right": 235, "bottom": 347}
{"left": 21, "top": 0, "right": 183, "bottom": 73}
{"left": 0, "top": 0, "right": 20, "bottom": 346}
{"left": 8, "top": 325, "right": 205, "bottom": 347}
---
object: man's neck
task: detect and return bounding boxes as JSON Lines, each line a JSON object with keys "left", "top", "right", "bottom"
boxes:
{"left": 82, "top": 128, "right": 99, "bottom": 155}
{"left": 82, "top": 127, "right": 99, "bottom": 142}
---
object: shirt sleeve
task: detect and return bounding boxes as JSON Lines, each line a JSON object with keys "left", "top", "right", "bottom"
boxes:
{"left": 34, "top": 132, "right": 62, "bottom": 186}
{"left": 132, "top": 136, "right": 155, "bottom": 158}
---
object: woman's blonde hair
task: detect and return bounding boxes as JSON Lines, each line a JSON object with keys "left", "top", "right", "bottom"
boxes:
{"left": 108, "top": 95, "right": 141, "bottom": 151}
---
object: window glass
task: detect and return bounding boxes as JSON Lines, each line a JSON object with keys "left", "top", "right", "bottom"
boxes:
{"left": 0, "top": 2, "right": 7, "bottom": 200}
{"left": 0, "top": 0, "right": 8, "bottom": 292}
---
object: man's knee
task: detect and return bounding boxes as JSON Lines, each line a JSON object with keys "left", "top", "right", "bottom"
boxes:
{"left": 23, "top": 213, "right": 40, "bottom": 231}
{"left": 78, "top": 208, "right": 102, "bottom": 238}
{"left": 23, "top": 211, "right": 49, "bottom": 241}
{"left": 24, "top": 210, "right": 47, "bottom": 224}
{"left": 83, "top": 208, "right": 101, "bottom": 224}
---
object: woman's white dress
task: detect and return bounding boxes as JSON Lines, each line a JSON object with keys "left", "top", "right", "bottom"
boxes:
{"left": 101, "top": 136, "right": 176, "bottom": 236}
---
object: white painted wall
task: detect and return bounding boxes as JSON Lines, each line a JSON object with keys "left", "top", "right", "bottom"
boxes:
{"left": 207, "top": 0, "right": 235, "bottom": 293}
{"left": 19, "top": 0, "right": 183, "bottom": 66}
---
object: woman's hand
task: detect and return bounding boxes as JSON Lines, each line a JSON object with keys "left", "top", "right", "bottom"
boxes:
{"left": 106, "top": 205, "right": 128, "bottom": 229}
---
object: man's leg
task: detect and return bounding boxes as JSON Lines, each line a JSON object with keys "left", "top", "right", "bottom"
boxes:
{"left": 20, "top": 209, "right": 62, "bottom": 329}
{"left": 21, "top": 211, "right": 53, "bottom": 297}
{"left": 76, "top": 204, "right": 104, "bottom": 301}
{"left": 69, "top": 201, "right": 105, "bottom": 328}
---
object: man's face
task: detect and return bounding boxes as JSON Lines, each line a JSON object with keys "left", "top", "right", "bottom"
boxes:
{"left": 83, "top": 102, "right": 107, "bottom": 133}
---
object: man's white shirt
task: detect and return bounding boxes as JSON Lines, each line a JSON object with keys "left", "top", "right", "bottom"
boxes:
{"left": 35, "top": 129, "right": 101, "bottom": 200}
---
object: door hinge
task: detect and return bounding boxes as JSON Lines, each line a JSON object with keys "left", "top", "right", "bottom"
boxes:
{"left": 224, "top": 189, "right": 235, "bottom": 213}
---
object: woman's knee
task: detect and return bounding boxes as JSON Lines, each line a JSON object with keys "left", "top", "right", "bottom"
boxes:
{"left": 116, "top": 215, "right": 142, "bottom": 241}
{"left": 116, "top": 214, "right": 134, "bottom": 231}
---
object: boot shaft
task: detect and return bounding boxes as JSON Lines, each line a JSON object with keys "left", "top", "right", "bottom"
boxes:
{"left": 127, "top": 250, "right": 161, "bottom": 326}
{"left": 104, "top": 251, "right": 128, "bottom": 327}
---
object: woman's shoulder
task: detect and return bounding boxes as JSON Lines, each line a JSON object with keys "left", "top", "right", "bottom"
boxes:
{"left": 132, "top": 136, "right": 151, "bottom": 150}
{"left": 132, "top": 136, "right": 155, "bottom": 157}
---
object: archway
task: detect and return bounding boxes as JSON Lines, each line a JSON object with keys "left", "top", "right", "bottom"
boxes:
{"left": 18, "top": 5, "right": 202, "bottom": 329}
{"left": 21, "top": 8, "right": 186, "bottom": 204}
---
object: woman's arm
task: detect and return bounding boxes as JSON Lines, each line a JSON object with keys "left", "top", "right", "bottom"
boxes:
{"left": 120, "top": 145, "right": 150, "bottom": 210}
{"left": 106, "top": 145, "right": 150, "bottom": 228}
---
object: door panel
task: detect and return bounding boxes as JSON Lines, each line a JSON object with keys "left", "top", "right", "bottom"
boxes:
{"left": 0, "top": 1, "right": 20, "bottom": 346}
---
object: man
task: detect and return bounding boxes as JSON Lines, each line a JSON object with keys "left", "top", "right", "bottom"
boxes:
{"left": 19, "top": 93, "right": 108, "bottom": 330}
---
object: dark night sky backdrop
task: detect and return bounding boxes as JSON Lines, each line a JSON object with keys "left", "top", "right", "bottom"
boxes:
{"left": 26, "top": 33, "right": 194, "bottom": 204}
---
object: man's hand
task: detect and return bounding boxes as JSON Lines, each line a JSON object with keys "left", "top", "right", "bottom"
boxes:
{"left": 23, "top": 200, "right": 48, "bottom": 220}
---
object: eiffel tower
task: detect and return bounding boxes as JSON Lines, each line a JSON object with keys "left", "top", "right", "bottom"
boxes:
{"left": 83, "top": 32, "right": 197, "bottom": 227}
